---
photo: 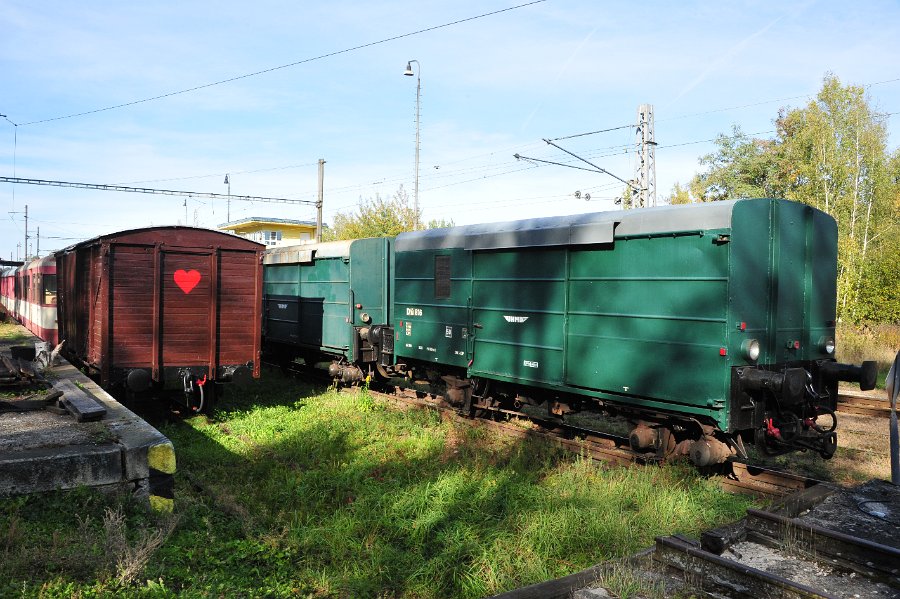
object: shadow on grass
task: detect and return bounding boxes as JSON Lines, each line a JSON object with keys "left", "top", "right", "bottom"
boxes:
{"left": 156, "top": 384, "right": 544, "bottom": 596}
{"left": 141, "top": 366, "right": 752, "bottom": 598}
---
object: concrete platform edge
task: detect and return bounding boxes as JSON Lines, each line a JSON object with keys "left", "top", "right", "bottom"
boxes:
{"left": 0, "top": 340, "right": 176, "bottom": 512}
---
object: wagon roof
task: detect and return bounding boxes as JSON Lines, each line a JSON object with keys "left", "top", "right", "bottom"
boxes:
{"left": 396, "top": 198, "right": 749, "bottom": 251}
{"left": 1, "top": 255, "right": 54, "bottom": 273}
{"left": 58, "top": 226, "right": 264, "bottom": 254}
{"left": 263, "top": 239, "right": 354, "bottom": 264}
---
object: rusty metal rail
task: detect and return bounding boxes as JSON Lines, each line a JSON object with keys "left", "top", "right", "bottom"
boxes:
{"left": 653, "top": 485, "right": 900, "bottom": 598}
{"left": 366, "top": 385, "right": 820, "bottom": 499}
{"left": 719, "top": 462, "right": 819, "bottom": 498}
{"left": 655, "top": 534, "right": 835, "bottom": 598}
{"left": 744, "top": 508, "right": 900, "bottom": 586}
{"left": 836, "top": 391, "right": 891, "bottom": 418}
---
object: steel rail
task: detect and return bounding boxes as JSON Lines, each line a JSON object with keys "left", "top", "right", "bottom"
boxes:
{"left": 836, "top": 391, "right": 891, "bottom": 419}
{"left": 364, "top": 384, "right": 820, "bottom": 498}
{"left": 265, "top": 361, "right": 823, "bottom": 499}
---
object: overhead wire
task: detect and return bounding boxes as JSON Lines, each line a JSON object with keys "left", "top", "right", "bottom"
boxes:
{"left": 320, "top": 125, "right": 770, "bottom": 213}
{"left": 423, "top": 164, "right": 540, "bottom": 191}
{"left": 92, "top": 87, "right": 898, "bottom": 202}
{"left": 383, "top": 81, "right": 900, "bottom": 199}
{"left": 417, "top": 127, "right": 780, "bottom": 198}
{"left": 7, "top": 46, "right": 896, "bottom": 237}
{"left": 549, "top": 124, "right": 633, "bottom": 141}
{"left": 537, "top": 75, "right": 900, "bottom": 141}
{"left": 117, "top": 161, "right": 319, "bottom": 185}
{"left": 18, "top": 1, "right": 548, "bottom": 126}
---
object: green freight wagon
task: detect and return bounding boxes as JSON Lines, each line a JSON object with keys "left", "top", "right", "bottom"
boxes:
{"left": 389, "top": 198, "right": 875, "bottom": 463}
{"left": 263, "top": 238, "right": 394, "bottom": 381}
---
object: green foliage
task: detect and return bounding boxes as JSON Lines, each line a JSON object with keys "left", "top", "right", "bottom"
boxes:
{"left": 325, "top": 186, "right": 454, "bottom": 241}
{"left": 683, "top": 73, "right": 900, "bottom": 323}
{"left": 326, "top": 185, "right": 417, "bottom": 240}
{"left": 692, "top": 125, "right": 778, "bottom": 201}
{"left": 425, "top": 216, "right": 455, "bottom": 230}
{"left": 1, "top": 368, "right": 753, "bottom": 598}
{"left": 853, "top": 232, "right": 900, "bottom": 323}
{"left": 665, "top": 182, "right": 695, "bottom": 205}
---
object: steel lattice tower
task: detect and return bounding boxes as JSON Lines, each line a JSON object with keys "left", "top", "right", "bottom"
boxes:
{"left": 634, "top": 104, "right": 657, "bottom": 208}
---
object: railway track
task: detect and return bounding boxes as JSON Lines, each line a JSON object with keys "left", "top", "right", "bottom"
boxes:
{"left": 297, "top": 371, "right": 900, "bottom": 598}
{"left": 836, "top": 391, "right": 893, "bottom": 419}
{"left": 272, "top": 363, "right": 883, "bottom": 498}
{"left": 365, "top": 384, "right": 821, "bottom": 499}
{"left": 648, "top": 479, "right": 900, "bottom": 599}
{"left": 373, "top": 383, "right": 900, "bottom": 599}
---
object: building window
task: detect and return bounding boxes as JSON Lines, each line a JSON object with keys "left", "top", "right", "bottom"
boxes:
{"left": 262, "top": 230, "right": 282, "bottom": 245}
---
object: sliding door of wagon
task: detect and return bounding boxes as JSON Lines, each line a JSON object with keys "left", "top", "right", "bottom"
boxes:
{"left": 469, "top": 248, "right": 566, "bottom": 385}
{"left": 160, "top": 251, "right": 213, "bottom": 372}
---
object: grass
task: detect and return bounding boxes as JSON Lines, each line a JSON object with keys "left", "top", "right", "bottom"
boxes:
{"left": 0, "top": 321, "right": 30, "bottom": 343}
{"left": 0, "top": 488, "right": 176, "bottom": 596}
{"left": 0, "top": 368, "right": 756, "bottom": 598}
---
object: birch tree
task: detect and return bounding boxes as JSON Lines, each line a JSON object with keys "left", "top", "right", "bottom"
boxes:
{"left": 681, "top": 74, "right": 898, "bottom": 322}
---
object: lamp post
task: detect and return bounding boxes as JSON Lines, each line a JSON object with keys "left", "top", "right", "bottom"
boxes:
{"left": 224, "top": 174, "right": 231, "bottom": 222}
{"left": 403, "top": 60, "right": 420, "bottom": 229}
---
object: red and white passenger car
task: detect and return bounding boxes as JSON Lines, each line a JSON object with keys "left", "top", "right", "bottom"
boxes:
{"left": 0, "top": 255, "right": 59, "bottom": 344}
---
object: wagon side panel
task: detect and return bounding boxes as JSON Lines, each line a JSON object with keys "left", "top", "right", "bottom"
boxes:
{"left": 109, "top": 245, "right": 155, "bottom": 368}
{"left": 393, "top": 247, "right": 471, "bottom": 368}
{"left": 469, "top": 248, "right": 566, "bottom": 385}
{"left": 86, "top": 245, "right": 104, "bottom": 368}
{"left": 299, "top": 254, "right": 352, "bottom": 354}
{"left": 217, "top": 248, "right": 263, "bottom": 373}
{"left": 565, "top": 231, "right": 731, "bottom": 408}
{"left": 348, "top": 238, "right": 391, "bottom": 328}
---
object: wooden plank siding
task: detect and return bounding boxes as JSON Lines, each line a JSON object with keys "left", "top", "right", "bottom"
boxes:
{"left": 55, "top": 227, "right": 264, "bottom": 388}
{"left": 218, "top": 251, "right": 261, "bottom": 367}
{"left": 110, "top": 245, "right": 156, "bottom": 366}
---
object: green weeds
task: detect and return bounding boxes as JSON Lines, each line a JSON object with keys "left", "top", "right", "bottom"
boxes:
{"left": 1, "top": 368, "right": 754, "bottom": 597}
{"left": 0, "top": 487, "right": 177, "bottom": 597}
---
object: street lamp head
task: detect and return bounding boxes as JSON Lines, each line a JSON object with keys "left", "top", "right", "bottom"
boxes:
{"left": 403, "top": 62, "right": 415, "bottom": 76}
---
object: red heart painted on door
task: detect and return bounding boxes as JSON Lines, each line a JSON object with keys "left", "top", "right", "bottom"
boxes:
{"left": 173, "top": 269, "right": 201, "bottom": 294}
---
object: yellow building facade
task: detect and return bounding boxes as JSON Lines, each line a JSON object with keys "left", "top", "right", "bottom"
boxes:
{"left": 217, "top": 217, "right": 318, "bottom": 247}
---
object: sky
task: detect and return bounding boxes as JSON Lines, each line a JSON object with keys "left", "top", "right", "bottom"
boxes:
{"left": 2, "top": 0, "right": 899, "bottom": 260}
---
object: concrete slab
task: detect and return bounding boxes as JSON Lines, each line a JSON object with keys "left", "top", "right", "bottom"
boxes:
{"left": 0, "top": 324, "right": 176, "bottom": 511}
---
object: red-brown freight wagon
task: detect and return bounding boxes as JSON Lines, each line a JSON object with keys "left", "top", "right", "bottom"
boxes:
{"left": 55, "top": 227, "right": 264, "bottom": 411}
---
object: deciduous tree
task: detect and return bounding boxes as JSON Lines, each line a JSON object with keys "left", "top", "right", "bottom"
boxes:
{"left": 681, "top": 74, "right": 898, "bottom": 322}
{"left": 326, "top": 186, "right": 452, "bottom": 240}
